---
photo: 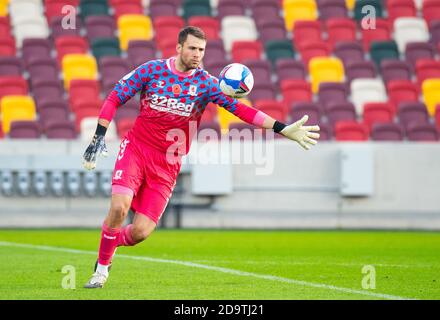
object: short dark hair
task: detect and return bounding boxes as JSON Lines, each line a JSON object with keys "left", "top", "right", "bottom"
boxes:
{"left": 178, "top": 26, "right": 206, "bottom": 45}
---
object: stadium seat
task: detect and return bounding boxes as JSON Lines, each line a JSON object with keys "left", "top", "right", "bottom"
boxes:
{"left": 99, "top": 56, "right": 130, "bottom": 89}
{"left": 326, "top": 18, "right": 356, "bottom": 49}
{"left": 127, "top": 40, "right": 156, "bottom": 68}
{"left": 345, "top": 60, "right": 377, "bottom": 83}
{"left": 0, "top": 16, "right": 11, "bottom": 35}
{"left": 38, "top": 99, "right": 70, "bottom": 127}
{"left": 405, "top": 42, "right": 437, "bottom": 70}
{"left": 333, "top": 41, "right": 365, "bottom": 67}
{"left": 202, "top": 39, "right": 225, "bottom": 65}
{"left": 380, "top": 60, "right": 412, "bottom": 84}
{"left": 293, "top": 20, "right": 322, "bottom": 48}
{"left": 118, "top": 15, "right": 153, "bottom": 50}
{"left": 298, "top": 40, "right": 330, "bottom": 64}
{"left": 265, "top": 40, "right": 295, "bottom": 65}
{"left": 386, "top": 80, "right": 419, "bottom": 112}
{"left": 280, "top": 79, "right": 312, "bottom": 107}
{"left": 242, "top": 59, "right": 271, "bottom": 85}
{"left": 69, "top": 79, "right": 101, "bottom": 108}
{"left": 45, "top": 120, "right": 77, "bottom": 139}
{"left": 249, "top": 82, "right": 277, "bottom": 103}
{"left": 394, "top": 17, "right": 429, "bottom": 53}
{"left": 114, "top": 99, "right": 139, "bottom": 122}
{"left": 49, "top": 15, "right": 82, "bottom": 39}
{"left": 22, "top": 39, "right": 52, "bottom": 66}
{"left": 204, "top": 58, "right": 230, "bottom": 78}
{"left": 254, "top": 99, "right": 288, "bottom": 122}
{"left": 415, "top": 59, "right": 440, "bottom": 87}
{"left": 275, "top": 58, "right": 307, "bottom": 81}
{"left": 309, "top": 57, "right": 344, "bottom": 93}
{"left": 27, "top": 58, "right": 59, "bottom": 83}
{"left": 10, "top": 0, "right": 44, "bottom": 25}
{"left": 188, "top": 16, "right": 220, "bottom": 40}
{"left": 257, "top": 18, "right": 287, "bottom": 43}
{"left": 9, "top": 120, "right": 41, "bottom": 138}
{"left": 116, "top": 117, "right": 135, "bottom": 139}
{"left": 221, "top": 16, "right": 258, "bottom": 52}
{"left": 422, "top": 0, "right": 440, "bottom": 26}
{"left": 91, "top": 37, "right": 121, "bottom": 60}
{"left": 217, "top": 105, "right": 243, "bottom": 131}
{"left": 325, "top": 102, "right": 356, "bottom": 128}
{"left": 361, "top": 18, "right": 391, "bottom": 51}
{"left": 0, "top": 0, "right": 9, "bottom": 16}
{"left": 79, "top": 0, "right": 110, "bottom": 21}
{"left": 430, "top": 20, "right": 440, "bottom": 46}
{"left": 318, "top": 0, "right": 347, "bottom": 21}
{"left": 354, "top": 0, "right": 383, "bottom": 21}
{"left": 231, "top": 41, "right": 263, "bottom": 63}
{"left": 398, "top": 102, "right": 429, "bottom": 129}
{"left": 369, "top": 41, "right": 399, "bottom": 68}
{"left": 406, "top": 122, "right": 439, "bottom": 141}
{"left": 0, "top": 56, "right": 23, "bottom": 76}
{"left": 217, "top": 0, "right": 245, "bottom": 20}
{"left": 0, "top": 37, "right": 16, "bottom": 56}
{"left": 370, "top": 122, "right": 404, "bottom": 141}
{"left": 387, "top": 0, "right": 416, "bottom": 23}
{"left": 435, "top": 105, "right": 440, "bottom": 130}
{"left": 350, "top": 78, "right": 387, "bottom": 115}
{"left": 55, "top": 36, "right": 89, "bottom": 65}
{"left": 422, "top": 79, "right": 440, "bottom": 117}
{"left": 31, "top": 79, "right": 64, "bottom": 107}
{"left": 317, "top": 82, "right": 348, "bottom": 109}
{"left": 61, "top": 54, "right": 98, "bottom": 89}
{"left": 74, "top": 105, "right": 100, "bottom": 131}
{"left": 45, "top": 0, "right": 80, "bottom": 24}
{"left": 153, "top": 16, "right": 185, "bottom": 51}
{"left": 111, "top": 0, "right": 143, "bottom": 20}
{"left": 80, "top": 116, "right": 118, "bottom": 141}
{"left": 335, "top": 121, "right": 369, "bottom": 141}
{"left": 289, "top": 102, "right": 320, "bottom": 125}
{"left": 363, "top": 102, "right": 394, "bottom": 131}
{"left": 250, "top": 0, "right": 281, "bottom": 23}
{"left": 85, "top": 15, "right": 116, "bottom": 42}
{"left": 11, "top": 16, "right": 50, "bottom": 48}
{"left": 1, "top": 95, "right": 36, "bottom": 133}
{"left": 283, "top": 0, "right": 318, "bottom": 31}
{"left": 316, "top": 122, "right": 332, "bottom": 140}
{"left": 0, "top": 76, "right": 28, "bottom": 102}
{"left": 148, "top": 0, "right": 178, "bottom": 18}
{"left": 182, "top": 0, "right": 212, "bottom": 20}
{"left": 157, "top": 37, "right": 177, "bottom": 58}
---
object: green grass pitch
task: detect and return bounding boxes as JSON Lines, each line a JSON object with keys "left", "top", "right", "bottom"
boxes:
{"left": 0, "top": 229, "right": 439, "bottom": 300}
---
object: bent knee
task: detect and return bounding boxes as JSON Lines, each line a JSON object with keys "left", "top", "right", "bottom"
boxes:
{"left": 131, "top": 226, "right": 153, "bottom": 243}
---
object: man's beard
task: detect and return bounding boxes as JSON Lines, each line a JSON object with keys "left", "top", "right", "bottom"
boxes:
{"left": 181, "top": 57, "right": 199, "bottom": 71}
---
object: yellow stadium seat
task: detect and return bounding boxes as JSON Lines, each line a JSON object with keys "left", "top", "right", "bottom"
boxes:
{"left": 1, "top": 95, "right": 36, "bottom": 133}
{"left": 62, "top": 54, "right": 98, "bottom": 89}
{"left": 118, "top": 14, "right": 153, "bottom": 50}
{"left": 0, "top": 0, "right": 9, "bottom": 16}
{"left": 309, "top": 57, "right": 345, "bottom": 93}
{"left": 283, "top": 0, "right": 318, "bottom": 31}
{"left": 345, "top": 0, "right": 355, "bottom": 10}
{"left": 422, "top": 78, "right": 440, "bottom": 117}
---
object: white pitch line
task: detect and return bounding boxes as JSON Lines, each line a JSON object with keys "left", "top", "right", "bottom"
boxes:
{"left": 0, "top": 241, "right": 416, "bottom": 300}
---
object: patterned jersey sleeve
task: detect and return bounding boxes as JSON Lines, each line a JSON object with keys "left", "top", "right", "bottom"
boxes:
{"left": 207, "top": 74, "right": 259, "bottom": 125}
{"left": 112, "top": 61, "right": 153, "bottom": 105}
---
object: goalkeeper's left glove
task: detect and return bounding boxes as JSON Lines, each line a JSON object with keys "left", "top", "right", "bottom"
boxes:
{"left": 82, "top": 123, "right": 109, "bottom": 170}
{"left": 276, "top": 115, "right": 320, "bottom": 150}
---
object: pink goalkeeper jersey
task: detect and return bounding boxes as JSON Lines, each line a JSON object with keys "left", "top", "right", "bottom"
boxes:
{"left": 107, "top": 57, "right": 261, "bottom": 155}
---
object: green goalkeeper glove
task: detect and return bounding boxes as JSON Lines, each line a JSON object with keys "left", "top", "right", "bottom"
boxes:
{"left": 280, "top": 115, "right": 320, "bottom": 150}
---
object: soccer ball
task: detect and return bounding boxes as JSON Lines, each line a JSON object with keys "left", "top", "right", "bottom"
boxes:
{"left": 218, "top": 63, "right": 254, "bottom": 98}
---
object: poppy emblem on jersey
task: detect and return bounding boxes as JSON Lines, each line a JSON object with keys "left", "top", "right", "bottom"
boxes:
{"left": 172, "top": 84, "right": 181, "bottom": 95}
{"left": 189, "top": 85, "right": 197, "bottom": 96}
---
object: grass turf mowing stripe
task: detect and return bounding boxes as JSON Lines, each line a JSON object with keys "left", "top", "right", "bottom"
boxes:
{"left": 0, "top": 241, "right": 416, "bottom": 300}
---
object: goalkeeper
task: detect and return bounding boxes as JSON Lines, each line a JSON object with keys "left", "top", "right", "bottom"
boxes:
{"left": 83, "top": 26, "right": 320, "bottom": 288}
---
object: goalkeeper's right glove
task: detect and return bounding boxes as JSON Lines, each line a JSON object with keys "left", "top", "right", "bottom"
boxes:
{"left": 82, "top": 123, "right": 108, "bottom": 170}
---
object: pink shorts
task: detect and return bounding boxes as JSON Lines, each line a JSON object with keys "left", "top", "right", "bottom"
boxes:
{"left": 111, "top": 137, "right": 182, "bottom": 224}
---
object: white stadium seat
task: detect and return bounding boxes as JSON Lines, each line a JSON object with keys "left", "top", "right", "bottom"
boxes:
{"left": 393, "top": 17, "right": 429, "bottom": 53}
{"left": 350, "top": 78, "right": 387, "bottom": 115}
{"left": 80, "top": 117, "right": 118, "bottom": 142}
{"left": 12, "top": 16, "right": 49, "bottom": 48}
{"left": 10, "top": 0, "right": 44, "bottom": 25}
{"left": 221, "top": 16, "right": 258, "bottom": 52}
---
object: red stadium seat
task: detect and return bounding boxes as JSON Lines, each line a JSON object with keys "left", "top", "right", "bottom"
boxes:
{"left": 153, "top": 16, "right": 185, "bottom": 54}
{"left": 254, "top": 99, "right": 288, "bottom": 122}
{"left": 188, "top": 16, "right": 220, "bottom": 40}
{"left": 422, "top": 0, "right": 440, "bottom": 26}
{"left": 386, "top": 80, "right": 419, "bottom": 112}
{"left": 326, "top": 18, "right": 357, "bottom": 49}
{"left": 361, "top": 18, "right": 391, "bottom": 51}
{"left": 435, "top": 105, "right": 440, "bottom": 130}
{"left": 335, "top": 121, "right": 369, "bottom": 141}
{"left": 74, "top": 105, "right": 101, "bottom": 131}
{"left": 0, "top": 37, "right": 16, "bottom": 56}
{"left": 116, "top": 118, "right": 135, "bottom": 138}
{"left": 231, "top": 41, "right": 263, "bottom": 63}
{"left": 387, "top": 0, "right": 416, "bottom": 23}
{"left": 293, "top": 20, "right": 322, "bottom": 48}
{"left": 69, "top": 79, "right": 101, "bottom": 108}
{"left": 45, "top": 0, "right": 80, "bottom": 24}
{"left": 280, "top": 79, "right": 312, "bottom": 107}
{"left": 363, "top": 102, "right": 394, "bottom": 131}
{"left": 0, "top": 76, "right": 28, "bottom": 103}
{"left": 0, "top": 17, "right": 11, "bottom": 37}
{"left": 297, "top": 41, "right": 330, "bottom": 64}
{"left": 110, "top": 0, "right": 143, "bottom": 20}
{"left": 55, "top": 36, "right": 89, "bottom": 65}
{"left": 415, "top": 59, "right": 440, "bottom": 88}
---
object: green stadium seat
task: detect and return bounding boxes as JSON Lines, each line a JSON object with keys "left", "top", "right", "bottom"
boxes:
{"left": 80, "top": 0, "right": 110, "bottom": 21}
{"left": 182, "top": 0, "right": 212, "bottom": 20}
{"left": 264, "top": 40, "right": 295, "bottom": 65}
{"left": 354, "top": 0, "right": 383, "bottom": 21}
{"left": 370, "top": 40, "right": 399, "bottom": 68}
{"left": 91, "top": 37, "right": 121, "bottom": 60}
